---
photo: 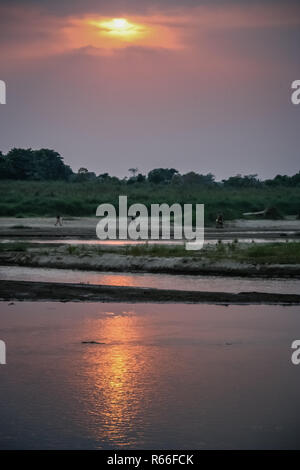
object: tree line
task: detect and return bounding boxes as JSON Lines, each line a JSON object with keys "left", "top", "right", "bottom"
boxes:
{"left": 1, "top": 147, "right": 300, "bottom": 187}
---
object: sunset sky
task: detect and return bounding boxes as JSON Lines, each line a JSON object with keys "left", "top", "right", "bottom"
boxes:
{"left": 0, "top": 0, "right": 299, "bottom": 179}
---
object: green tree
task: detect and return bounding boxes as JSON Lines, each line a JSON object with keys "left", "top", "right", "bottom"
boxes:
{"left": 148, "top": 168, "right": 178, "bottom": 184}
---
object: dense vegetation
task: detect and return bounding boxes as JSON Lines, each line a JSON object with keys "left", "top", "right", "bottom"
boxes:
{"left": 0, "top": 147, "right": 299, "bottom": 222}
{"left": 0, "top": 148, "right": 72, "bottom": 180}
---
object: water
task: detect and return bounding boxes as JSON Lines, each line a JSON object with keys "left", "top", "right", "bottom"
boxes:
{"left": 0, "top": 302, "right": 300, "bottom": 449}
{"left": 1, "top": 265, "right": 299, "bottom": 294}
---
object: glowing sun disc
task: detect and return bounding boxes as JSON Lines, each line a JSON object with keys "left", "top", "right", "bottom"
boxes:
{"left": 112, "top": 18, "right": 129, "bottom": 30}
{"left": 95, "top": 17, "right": 142, "bottom": 38}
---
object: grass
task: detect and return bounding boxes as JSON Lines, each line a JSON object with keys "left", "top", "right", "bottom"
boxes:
{"left": 118, "top": 241, "right": 300, "bottom": 264}
{"left": 0, "top": 180, "right": 299, "bottom": 224}
{"left": 123, "top": 244, "right": 189, "bottom": 257}
{"left": 236, "top": 242, "right": 300, "bottom": 264}
{"left": 0, "top": 242, "right": 30, "bottom": 252}
{"left": 66, "top": 241, "right": 300, "bottom": 264}
{"left": 199, "top": 241, "right": 300, "bottom": 264}
{"left": 67, "top": 245, "right": 78, "bottom": 255}
{"left": 1, "top": 240, "right": 300, "bottom": 264}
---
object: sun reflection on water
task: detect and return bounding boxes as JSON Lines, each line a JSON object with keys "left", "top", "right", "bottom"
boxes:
{"left": 98, "top": 274, "right": 142, "bottom": 287}
{"left": 80, "top": 311, "right": 157, "bottom": 447}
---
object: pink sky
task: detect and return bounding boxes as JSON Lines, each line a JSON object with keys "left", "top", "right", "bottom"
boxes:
{"left": 0, "top": 0, "right": 299, "bottom": 178}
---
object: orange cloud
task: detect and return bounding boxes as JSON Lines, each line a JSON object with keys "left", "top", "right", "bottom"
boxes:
{"left": 1, "top": 3, "right": 299, "bottom": 63}
{"left": 61, "top": 14, "right": 184, "bottom": 53}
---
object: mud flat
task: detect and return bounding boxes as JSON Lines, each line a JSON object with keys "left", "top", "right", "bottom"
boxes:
{"left": 1, "top": 280, "right": 300, "bottom": 304}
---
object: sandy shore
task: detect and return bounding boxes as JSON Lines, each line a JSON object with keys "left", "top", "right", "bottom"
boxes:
{"left": 1, "top": 280, "right": 300, "bottom": 304}
{"left": 1, "top": 216, "right": 300, "bottom": 229}
{"left": 1, "top": 217, "right": 300, "bottom": 240}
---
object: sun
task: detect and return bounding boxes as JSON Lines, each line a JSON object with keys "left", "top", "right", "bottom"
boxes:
{"left": 93, "top": 17, "right": 143, "bottom": 38}
{"left": 111, "top": 18, "right": 130, "bottom": 31}
{"left": 65, "top": 13, "right": 181, "bottom": 52}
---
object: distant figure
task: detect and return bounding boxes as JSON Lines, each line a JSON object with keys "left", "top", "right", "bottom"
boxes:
{"left": 216, "top": 213, "right": 224, "bottom": 229}
{"left": 55, "top": 215, "right": 63, "bottom": 227}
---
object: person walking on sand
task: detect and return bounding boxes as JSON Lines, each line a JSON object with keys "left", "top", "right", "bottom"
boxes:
{"left": 55, "top": 215, "right": 63, "bottom": 227}
{"left": 215, "top": 213, "right": 224, "bottom": 229}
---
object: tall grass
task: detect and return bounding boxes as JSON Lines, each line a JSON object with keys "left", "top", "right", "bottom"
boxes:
{"left": 0, "top": 180, "right": 299, "bottom": 224}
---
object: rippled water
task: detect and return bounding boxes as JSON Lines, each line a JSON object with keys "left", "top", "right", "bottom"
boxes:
{"left": 1, "top": 266, "right": 299, "bottom": 294}
{"left": 0, "top": 302, "right": 300, "bottom": 449}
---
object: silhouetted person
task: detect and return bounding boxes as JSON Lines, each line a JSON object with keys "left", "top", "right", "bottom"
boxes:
{"left": 216, "top": 213, "right": 224, "bottom": 228}
{"left": 55, "top": 215, "right": 63, "bottom": 227}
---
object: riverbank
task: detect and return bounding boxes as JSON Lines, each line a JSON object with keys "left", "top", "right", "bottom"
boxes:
{"left": 1, "top": 280, "right": 300, "bottom": 304}
{"left": 1, "top": 241, "right": 300, "bottom": 277}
